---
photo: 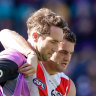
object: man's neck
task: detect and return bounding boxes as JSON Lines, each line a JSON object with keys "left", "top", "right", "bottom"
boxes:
{"left": 42, "top": 61, "right": 58, "bottom": 75}
{"left": 27, "top": 39, "right": 41, "bottom": 61}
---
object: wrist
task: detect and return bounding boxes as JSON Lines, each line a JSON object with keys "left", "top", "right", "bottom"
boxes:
{"left": 26, "top": 51, "right": 37, "bottom": 57}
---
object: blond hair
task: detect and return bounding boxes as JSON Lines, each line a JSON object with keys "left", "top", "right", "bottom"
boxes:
{"left": 27, "top": 8, "right": 68, "bottom": 37}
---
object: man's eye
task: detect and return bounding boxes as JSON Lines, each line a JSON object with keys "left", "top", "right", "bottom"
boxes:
{"left": 59, "top": 51, "right": 68, "bottom": 54}
{"left": 59, "top": 51, "right": 64, "bottom": 54}
{"left": 50, "top": 40, "right": 58, "bottom": 44}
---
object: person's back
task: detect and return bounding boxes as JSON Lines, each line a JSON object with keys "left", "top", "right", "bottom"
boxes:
{"left": 0, "top": 49, "right": 28, "bottom": 96}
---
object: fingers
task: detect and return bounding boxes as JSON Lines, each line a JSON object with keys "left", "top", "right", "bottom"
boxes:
{"left": 18, "top": 63, "right": 31, "bottom": 70}
{"left": 18, "top": 64, "right": 34, "bottom": 73}
{"left": 22, "top": 69, "right": 36, "bottom": 77}
{"left": 18, "top": 63, "right": 36, "bottom": 77}
{"left": 18, "top": 53, "right": 38, "bottom": 77}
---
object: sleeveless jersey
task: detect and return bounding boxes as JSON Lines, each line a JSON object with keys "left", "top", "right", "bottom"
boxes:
{"left": 27, "top": 62, "right": 71, "bottom": 96}
{"left": 1, "top": 49, "right": 70, "bottom": 96}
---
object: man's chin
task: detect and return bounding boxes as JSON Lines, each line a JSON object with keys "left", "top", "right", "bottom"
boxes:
{"left": 40, "top": 54, "right": 52, "bottom": 61}
{"left": 41, "top": 56, "right": 49, "bottom": 61}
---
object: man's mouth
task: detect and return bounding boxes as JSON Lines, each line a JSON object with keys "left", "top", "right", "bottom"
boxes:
{"left": 48, "top": 53, "right": 52, "bottom": 56}
{"left": 61, "top": 63, "right": 67, "bottom": 67}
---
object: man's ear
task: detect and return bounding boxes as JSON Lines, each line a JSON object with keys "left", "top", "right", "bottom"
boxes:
{"left": 32, "top": 32, "right": 38, "bottom": 42}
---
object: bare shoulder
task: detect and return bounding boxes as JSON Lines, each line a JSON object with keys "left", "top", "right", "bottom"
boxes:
{"left": 0, "top": 29, "right": 18, "bottom": 35}
{"left": 67, "top": 79, "right": 76, "bottom": 96}
{"left": 0, "top": 29, "right": 11, "bottom": 33}
{"left": 0, "top": 29, "right": 16, "bottom": 38}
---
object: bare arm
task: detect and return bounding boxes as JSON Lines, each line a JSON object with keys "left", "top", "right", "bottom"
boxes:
{"left": 67, "top": 80, "right": 76, "bottom": 96}
{"left": 0, "top": 29, "right": 38, "bottom": 76}
{"left": 0, "top": 29, "right": 35, "bottom": 57}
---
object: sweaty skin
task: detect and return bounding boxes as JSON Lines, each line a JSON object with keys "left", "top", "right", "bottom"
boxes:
{"left": 0, "top": 29, "right": 76, "bottom": 96}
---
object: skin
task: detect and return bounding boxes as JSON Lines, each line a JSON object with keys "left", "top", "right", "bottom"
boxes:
{"left": 67, "top": 80, "right": 76, "bottom": 96}
{"left": 0, "top": 29, "right": 34, "bottom": 57}
{"left": 0, "top": 29, "right": 76, "bottom": 96}
{"left": 43, "top": 39, "right": 76, "bottom": 96}
{"left": 0, "top": 26, "right": 64, "bottom": 74}
{"left": 22, "top": 26, "right": 64, "bottom": 74}
{"left": 28, "top": 26, "right": 64, "bottom": 61}
{"left": 19, "top": 37, "right": 75, "bottom": 77}
{"left": 19, "top": 38, "right": 76, "bottom": 96}
{"left": 45, "top": 39, "right": 75, "bottom": 74}
{"left": 0, "top": 26, "right": 64, "bottom": 62}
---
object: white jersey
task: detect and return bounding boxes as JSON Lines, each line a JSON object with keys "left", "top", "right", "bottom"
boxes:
{"left": 3, "top": 62, "right": 70, "bottom": 96}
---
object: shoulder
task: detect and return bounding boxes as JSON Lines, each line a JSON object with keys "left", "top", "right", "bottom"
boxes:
{"left": 57, "top": 73, "right": 71, "bottom": 93}
{"left": 58, "top": 73, "right": 76, "bottom": 96}
{"left": 67, "top": 79, "right": 76, "bottom": 96}
{"left": 58, "top": 72, "right": 69, "bottom": 80}
{"left": 0, "top": 49, "right": 26, "bottom": 67}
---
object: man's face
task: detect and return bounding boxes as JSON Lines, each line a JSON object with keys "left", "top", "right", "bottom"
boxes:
{"left": 50, "top": 39, "right": 75, "bottom": 72}
{"left": 37, "top": 26, "right": 64, "bottom": 61}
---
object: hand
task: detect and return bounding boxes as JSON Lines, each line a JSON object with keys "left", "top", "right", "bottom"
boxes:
{"left": 18, "top": 53, "right": 38, "bottom": 77}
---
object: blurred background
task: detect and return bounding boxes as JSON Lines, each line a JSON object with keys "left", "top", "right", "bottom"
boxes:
{"left": 0, "top": 0, "right": 96, "bottom": 96}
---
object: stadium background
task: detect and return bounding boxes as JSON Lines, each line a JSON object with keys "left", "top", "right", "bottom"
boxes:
{"left": 0, "top": 0, "right": 96, "bottom": 96}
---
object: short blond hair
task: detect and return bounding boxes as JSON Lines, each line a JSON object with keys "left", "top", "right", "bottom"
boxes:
{"left": 27, "top": 8, "right": 68, "bottom": 37}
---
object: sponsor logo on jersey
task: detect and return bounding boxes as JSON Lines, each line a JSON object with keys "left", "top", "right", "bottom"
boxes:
{"left": 51, "top": 89, "right": 63, "bottom": 96}
{"left": 33, "top": 78, "right": 46, "bottom": 89}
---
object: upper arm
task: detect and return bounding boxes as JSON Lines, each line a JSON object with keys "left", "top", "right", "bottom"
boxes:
{"left": 67, "top": 79, "right": 76, "bottom": 96}
{"left": 0, "top": 29, "right": 13, "bottom": 49}
{"left": 0, "top": 29, "right": 34, "bottom": 57}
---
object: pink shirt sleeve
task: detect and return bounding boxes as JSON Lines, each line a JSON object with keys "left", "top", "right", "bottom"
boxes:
{"left": 0, "top": 49, "right": 26, "bottom": 67}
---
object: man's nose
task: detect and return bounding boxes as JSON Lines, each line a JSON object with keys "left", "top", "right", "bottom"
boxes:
{"left": 64, "top": 54, "right": 71, "bottom": 61}
{"left": 52, "top": 44, "right": 58, "bottom": 52}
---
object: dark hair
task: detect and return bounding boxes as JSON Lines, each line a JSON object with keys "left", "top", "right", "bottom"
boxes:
{"left": 27, "top": 8, "right": 68, "bottom": 37}
{"left": 63, "top": 27, "right": 76, "bottom": 43}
